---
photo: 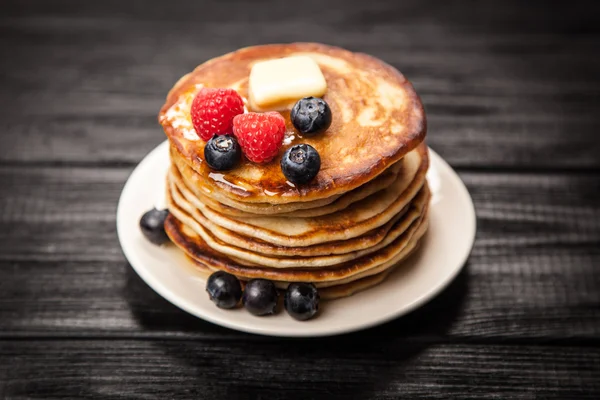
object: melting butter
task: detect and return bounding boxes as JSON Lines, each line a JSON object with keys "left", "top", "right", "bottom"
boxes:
{"left": 248, "top": 56, "right": 327, "bottom": 111}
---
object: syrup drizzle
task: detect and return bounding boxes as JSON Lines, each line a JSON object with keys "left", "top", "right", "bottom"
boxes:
{"left": 208, "top": 172, "right": 249, "bottom": 193}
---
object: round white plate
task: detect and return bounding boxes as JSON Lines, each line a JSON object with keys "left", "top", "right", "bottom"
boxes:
{"left": 117, "top": 140, "right": 476, "bottom": 337}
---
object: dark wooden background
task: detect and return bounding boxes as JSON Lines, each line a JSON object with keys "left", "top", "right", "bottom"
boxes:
{"left": 1, "top": 0, "right": 599, "bottom": 398}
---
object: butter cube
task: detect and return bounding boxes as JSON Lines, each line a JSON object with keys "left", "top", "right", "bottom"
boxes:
{"left": 249, "top": 56, "right": 327, "bottom": 111}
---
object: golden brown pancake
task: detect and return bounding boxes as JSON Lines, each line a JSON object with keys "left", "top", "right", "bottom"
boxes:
{"left": 317, "top": 242, "right": 422, "bottom": 300}
{"left": 170, "top": 146, "right": 403, "bottom": 217}
{"left": 319, "top": 268, "right": 395, "bottom": 300}
{"left": 168, "top": 189, "right": 407, "bottom": 258}
{"left": 179, "top": 244, "right": 423, "bottom": 301}
{"left": 159, "top": 43, "right": 426, "bottom": 204}
{"left": 159, "top": 43, "right": 431, "bottom": 302}
{"left": 167, "top": 144, "right": 428, "bottom": 248}
{"left": 164, "top": 207, "right": 428, "bottom": 287}
{"left": 167, "top": 175, "right": 429, "bottom": 267}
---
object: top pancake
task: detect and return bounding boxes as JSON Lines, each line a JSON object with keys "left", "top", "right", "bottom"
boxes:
{"left": 159, "top": 43, "right": 426, "bottom": 204}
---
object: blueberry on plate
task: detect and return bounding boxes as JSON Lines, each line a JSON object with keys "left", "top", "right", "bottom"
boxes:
{"left": 204, "top": 134, "right": 242, "bottom": 171}
{"left": 281, "top": 144, "right": 321, "bottom": 184}
{"left": 284, "top": 282, "right": 320, "bottom": 321}
{"left": 242, "top": 279, "right": 279, "bottom": 316}
{"left": 290, "top": 97, "right": 332, "bottom": 135}
{"left": 139, "top": 208, "right": 170, "bottom": 245}
{"left": 206, "top": 271, "right": 242, "bottom": 309}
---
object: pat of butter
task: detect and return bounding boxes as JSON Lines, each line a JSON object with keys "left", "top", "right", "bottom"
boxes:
{"left": 249, "top": 56, "right": 327, "bottom": 111}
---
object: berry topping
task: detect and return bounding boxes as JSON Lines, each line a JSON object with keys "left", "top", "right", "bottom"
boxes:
{"left": 280, "top": 144, "right": 321, "bottom": 184}
{"left": 191, "top": 88, "right": 244, "bottom": 141}
{"left": 242, "top": 279, "right": 279, "bottom": 316}
{"left": 284, "top": 283, "right": 320, "bottom": 321}
{"left": 233, "top": 112, "right": 286, "bottom": 163}
{"left": 206, "top": 271, "right": 242, "bottom": 309}
{"left": 290, "top": 97, "right": 332, "bottom": 135}
{"left": 139, "top": 208, "right": 170, "bottom": 245}
{"left": 204, "top": 134, "right": 242, "bottom": 171}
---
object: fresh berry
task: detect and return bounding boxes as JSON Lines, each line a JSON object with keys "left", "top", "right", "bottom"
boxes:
{"left": 204, "top": 134, "right": 242, "bottom": 171}
{"left": 206, "top": 271, "right": 242, "bottom": 309}
{"left": 233, "top": 112, "right": 286, "bottom": 163}
{"left": 242, "top": 279, "right": 279, "bottom": 316}
{"left": 280, "top": 144, "right": 321, "bottom": 184}
{"left": 290, "top": 97, "right": 332, "bottom": 136}
{"left": 191, "top": 88, "right": 244, "bottom": 141}
{"left": 284, "top": 283, "right": 320, "bottom": 321}
{"left": 139, "top": 208, "right": 170, "bottom": 245}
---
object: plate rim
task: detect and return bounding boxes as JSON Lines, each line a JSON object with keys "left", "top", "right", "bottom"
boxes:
{"left": 117, "top": 140, "right": 476, "bottom": 337}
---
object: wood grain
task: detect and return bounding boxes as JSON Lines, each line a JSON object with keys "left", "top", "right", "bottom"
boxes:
{"left": 1, "top": 340, "right": 599, "bottom": 399}
{"left": 1, "top": 0, "right": 598, "bottom": 168}
{"left": 0, "top": 166, "right": 598, "bottom": 340}
{"left": 1, "top": 0, "right": 599, "bottom": 398}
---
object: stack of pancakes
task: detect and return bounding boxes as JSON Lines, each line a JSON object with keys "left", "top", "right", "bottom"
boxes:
{"left": 159, "top": 43, "right": 428, "bottom": 300}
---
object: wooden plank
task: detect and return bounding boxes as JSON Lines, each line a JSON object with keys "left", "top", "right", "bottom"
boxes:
{"left": 0, "top": 166, "right": 598, "bottom": 339}
{"left": 0, "top": 0, "right": 598, "bottom": 167}
{"left": 1, "top": 1, "right": 598, "bottom": 397}
{"left": 1, "top": 340, "right": 599, "bottom": 399}
{"left": 1, "top": 256, "right": 598, "bottom": 341}
{"left": 2, "top": 167, "right": 599, "bottom": 262}
{"left": 0, "top": 167, "right": 129, "bottom": 262}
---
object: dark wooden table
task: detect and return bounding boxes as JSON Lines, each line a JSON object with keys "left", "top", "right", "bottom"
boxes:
{"left": 1, "top": 1, "right": 599, "bottom": 398}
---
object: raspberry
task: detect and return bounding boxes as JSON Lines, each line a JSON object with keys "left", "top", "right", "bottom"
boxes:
{"left": 233, "top": 112, "right": 286, "bottom": 164}
{"left": 190, "top": 88, "right": 244, "bottom": 141}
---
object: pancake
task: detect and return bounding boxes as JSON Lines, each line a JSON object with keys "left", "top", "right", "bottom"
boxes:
{"left": 168, "top": 143, "right": 427, "bottom": 248}
{"left": 179, "top": 244, "right": 422, "bottom": 301}
{"left": 167, "top": 175, "right": 429, "bottom": 267}
{"left": 168, "top": 173, "right": 411, "bottom": 258}
{"left": 319, "top": 267, "right": 395, "bottom": 300}
{"left": 170, "top": 145, "right": 344, "bottom": 213}
{"left": 158, "top": 43, "right": 431, "bottom": 302}
{"left": 159, "top": 43, "right": 426, "bottom": 204}
{"left": 317, "top": 245, "right": 421, "bottom": 300}
{"left": 317, "top": 241, "right": 423, "bottom": 299}
{"left": 170, "top": 146, "right": 403, "bottom": 217}
{"left": 170, "top": 186, "right": 406, "bottom": 258}
{"left": 164, "top": 205, "right": 428, "bottom": 287}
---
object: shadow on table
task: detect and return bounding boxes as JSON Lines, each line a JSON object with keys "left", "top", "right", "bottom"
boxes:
{"left": 124, "top": 261, "right": 469, "bottom": 399}
{"left": 122, "top": 262, "right": 235, "bottom": 335}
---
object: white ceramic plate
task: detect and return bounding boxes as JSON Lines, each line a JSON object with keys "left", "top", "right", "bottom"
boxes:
{"left": 117, "top": 140, "right": 476, "bottom": 337}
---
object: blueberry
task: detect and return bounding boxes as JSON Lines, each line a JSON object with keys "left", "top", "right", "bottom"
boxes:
{"left": 139, "top": 208, "right": 170, "bottom": 245}
{"left": 290, "top": 97, "right": 332, "bottom": 135}
{"left": 284, "top": 283, "right": 320, "bottom": 321}
{"left": 206, "top": 271, "right": 242, "bottom": 309}
{"left": 242, "top": 279, "right": 279, "bottom": 316}
{"left": 280, "top": 144, "right": 320, "bottom": 184}
{"left": 204, "top": 134, "right": 241, "bottom": 171}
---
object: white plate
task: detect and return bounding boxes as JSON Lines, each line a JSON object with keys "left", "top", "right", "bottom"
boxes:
{"left": 117, "top": 141, "right": 476, "bottom": 337}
